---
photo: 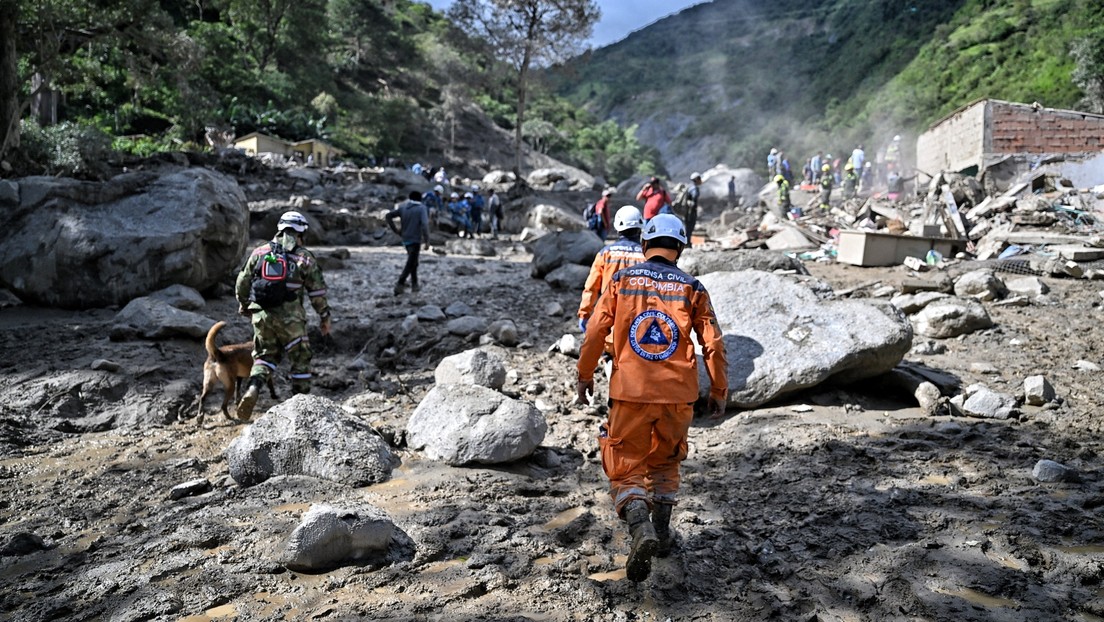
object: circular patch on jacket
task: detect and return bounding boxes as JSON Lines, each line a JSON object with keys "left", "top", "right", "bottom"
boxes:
{"left": 629, "top": 310, "right": 679, "bottom": 361}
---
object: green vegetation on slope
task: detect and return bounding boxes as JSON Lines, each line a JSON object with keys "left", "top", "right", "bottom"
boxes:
{"left": 553, "top": 0, "right": 1104, "bottom": 172}
{"left": 4, "top": 0, "right": 656, "bottom": 182}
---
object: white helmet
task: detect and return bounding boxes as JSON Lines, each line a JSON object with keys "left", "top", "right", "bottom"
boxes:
{"left": 642, "top": 213, "right": 687, "bottom": 244}
{"left": 613, "top": 205, "right": 644, "bottom": 232}
{"left": 434, "top": 184, "right": 444, "bottom": 193}
{"left": 893, "top": 135, "right": 901, "bottom": 141}
{"left": 450, "top": 192, "right": 459, "bottom": 199}
{"left": 472, "top": 184, "right": 480, "bottom": 191}
{"left": 277, "top": 210, "right": 309, "bottom": 233}
{"left": 690, "top": 171, "right": 702, "bottom": 181}
{"left": 602, "top": 188, "right": 614, "bottom": 196}
{"left": 463, "top": 192, "right": 473, "bottom": 198}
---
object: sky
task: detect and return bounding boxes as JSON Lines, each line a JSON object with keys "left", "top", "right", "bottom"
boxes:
{"left": 423, "top": 0, "right": 706, "bottom": 49}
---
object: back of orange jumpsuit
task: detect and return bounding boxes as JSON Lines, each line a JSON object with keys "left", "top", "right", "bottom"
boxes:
{"left": 577, "top": 236, "right": 645, "bottom": 325}
{"left": 577, "top": 256, "right": 728, "bottom": 514}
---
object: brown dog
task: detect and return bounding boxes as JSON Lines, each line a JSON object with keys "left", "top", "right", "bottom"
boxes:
{"left": 197, "top": 321, "right": 276, "bottom": 420}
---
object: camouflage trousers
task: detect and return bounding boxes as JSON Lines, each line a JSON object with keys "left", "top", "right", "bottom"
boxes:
{"left": 250, "top": 309, "right": 312, "bottom": 394}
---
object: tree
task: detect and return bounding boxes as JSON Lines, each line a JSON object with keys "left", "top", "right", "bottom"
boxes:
{"left": 449, "top": 0, "right": 599, "bottom": 174}
{"left": 1072, "top": 33, "right": 1104, "bottom": 114}
{"left": 1, "top": 0, "right": 18, "bottom": 157}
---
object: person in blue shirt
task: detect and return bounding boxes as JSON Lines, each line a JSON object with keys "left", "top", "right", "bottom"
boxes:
{"left": 469, "top": 185, "right": 486, "bottom": 237}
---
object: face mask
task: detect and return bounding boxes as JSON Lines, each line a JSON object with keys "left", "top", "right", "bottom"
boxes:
{"left": 277, "top": 231, "right": 298, "bottom": 249}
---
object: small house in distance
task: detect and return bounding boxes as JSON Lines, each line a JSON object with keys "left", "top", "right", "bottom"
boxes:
{"left": 916, "top": 99, "right": 1104, "bottom": 186}
{"left": 233, "top": 132, "right": 290, "bottom": 159}
{"left": 232, "top": 132, "right": 343, "bottom": 167}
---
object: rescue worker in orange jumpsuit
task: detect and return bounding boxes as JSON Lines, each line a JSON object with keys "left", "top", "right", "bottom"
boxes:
{"left": 575, "top": 213, "right": 728, "bottom": 583}
{"left": 577, "top": 205, "right": 646, "bottom": 334}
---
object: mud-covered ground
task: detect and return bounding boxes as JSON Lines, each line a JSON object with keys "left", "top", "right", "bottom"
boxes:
{"left": 1, "top": 239, "right": 1103, "bottom": 622}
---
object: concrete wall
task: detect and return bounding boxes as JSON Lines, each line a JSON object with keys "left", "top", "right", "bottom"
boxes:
{"left": 916, "top": 101, "right": 987, "bottom": 176}
{"left": 989, "top": 101, "right": 1104, "bottom": 156}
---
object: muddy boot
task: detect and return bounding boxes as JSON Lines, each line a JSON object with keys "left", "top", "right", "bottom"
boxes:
{"left": 623, "top": 499, "right": 658, "bottom": 582}
{"left": 393, "top": 281, "right": 405, "bottom": 296}
{"left": 653, "top": 503, "right": 674, "bottom": 558}
{"left": 235, "top": 377, "right": 263, "bottom": 422}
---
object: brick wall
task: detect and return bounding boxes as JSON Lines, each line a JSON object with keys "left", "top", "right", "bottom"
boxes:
{"left": 989, "top": 101, "right": 1104, "bottom": 154}
{"left": 917, "top": 101, "right": 987, "bottom": 175}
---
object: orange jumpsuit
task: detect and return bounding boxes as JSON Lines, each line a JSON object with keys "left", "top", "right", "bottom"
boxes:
{"left": 577, "top": 256, "right": 728, "bottom": 514}
{"left": 577, "top": 237, "right": 645, "bottom": 323}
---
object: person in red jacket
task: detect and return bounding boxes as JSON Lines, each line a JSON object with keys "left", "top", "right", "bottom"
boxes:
{"left": 635, "top": 176, "right": 672, "bottom": 221}
{"left": 594, "top": 188, "right": 614, "bottom": 239}
{"left": 575, "top": 213, "right": 728, "bottom": 583}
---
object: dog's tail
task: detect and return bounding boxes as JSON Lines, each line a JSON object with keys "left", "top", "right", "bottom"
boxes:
{"left": 205, "top": 321, "right": 227, "bottom": 361}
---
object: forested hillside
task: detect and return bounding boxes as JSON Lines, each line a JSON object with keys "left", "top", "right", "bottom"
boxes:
{"left": 552, "top": 0, "right": 1104, "bottom": 175}
{"left": 0, "top": 0, "right": 657, "bottom": 182}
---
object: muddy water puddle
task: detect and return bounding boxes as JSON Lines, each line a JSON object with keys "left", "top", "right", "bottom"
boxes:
{"left": 932, "top": 586, "right": 1018, "bottom": 608}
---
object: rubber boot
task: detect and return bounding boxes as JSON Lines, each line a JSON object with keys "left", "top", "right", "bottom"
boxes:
{"left": 236, "top": 376, "right": 264, "bottom": 422}
{"left": 653, "top": 503, "right": 674, "bottom": 558}
{"left": 623, "top": 499, "right": 658, "bottom": 582}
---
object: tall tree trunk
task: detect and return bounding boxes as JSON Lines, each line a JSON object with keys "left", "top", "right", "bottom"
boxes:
{"left": 513, "top": 45, "right": 533, "bottom": 176}
{"left": 0, "top": 0, "right": 20, "bottom": 158}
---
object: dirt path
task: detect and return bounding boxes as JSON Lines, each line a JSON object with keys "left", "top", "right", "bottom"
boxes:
{"left": 1, "top": 244, "right": 1102, "bottom": 622}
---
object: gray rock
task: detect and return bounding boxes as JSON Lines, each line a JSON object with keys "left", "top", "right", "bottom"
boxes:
{"left": 447, "top": 316, "right": 489, "bottom": 337}
{"left": 891, "top": 291, "right": 949, "bottom": 314}
{"left": 488, "top": 319, "right": 520, "bottom": 347}
{"left": 226, "top": 394, "right": 400, "bottom": 487}
{"left": 1031, "top": 459, "right": 1076, "bottom": 483}
{"left": 407, "top": 385, "right": 546, "bottom": 465}
{"left": 551, "top": 333, "right": 580, "bottom": 358}
{"left": 970, "top": 362, "right": 1000, "bottom": 375}
{"left": 91, "top": 359, "right": 121, "bottom": 372}
{"left": 169, "top": 478, "right": 211, "bottom": 500}
{"left": 435, "top": 347, "right": 507, "bottom": 389}
{"left": 697, "top": 271, "right": 912, "bottom": 408}
{"left": 401, "top": 314, "right": 418, "bottom": 333}
{"left": 280, "top": 503, "right": 395, "bottom": 571}
{"left": 1005, "top": 276, "right": 1050, "bottom": 298}
{"left": 526, "top": 203, "right": 587, "bottom": 232}
{"left": 146, "top": 284, "right": 205, "bottom": 311}
{"left": 915, "top": 382, "right": 943, "bottom": 416}
{"left": 961, "top": 385, "right": 1017, "bottom": 419}
{"left": 445, "top": 301, "right": 474, "bottom": 317}
{"left": 110, "top": 298, "right": 213, "bottom": 340}
{"left": 416, "top": 305, "right": 447, "bottom": 322}
{"left": 0, "top": 180, "right": 18, "bottom": 206}
{"left": 0, "top": 169, "right": 248, "bottom": 309}
{"left": 544, "top": 301, "right": 564, "bottom": 317}
{"left": 1024, "top": 375, "right": 1056, "bottom": 406}
{"left": 445, "top": 238, "right": 496, "bottom": 257}
{"left": 679, "top": 248, "right": 808, "bottom": 277}
{"left": 912, "top": 297, "right": 994, "bottom": 339}
{"left": 910, "top": 339, "right": 947, "bottom": 356}
{"left": 1073, "top": 359, "right": 1101, "bottom": 372}
{"left": 530, "top": 230, "right": 603, "bottom": 279}
{"left": 287, "top": 167, "right": 322, "bottom": 186}
{"left": 545, "top": 264, "right": 591, "bottom": 290}
{"left": 1, "top": 532, "right": 49, "bottom": 556}
{"left": 953, "top": 270, "right": 1007, "bottom": 301}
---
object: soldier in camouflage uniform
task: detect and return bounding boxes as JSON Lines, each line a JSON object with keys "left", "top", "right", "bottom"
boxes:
{"left": 234, "top": 211, "right": 332, "bottom": 420}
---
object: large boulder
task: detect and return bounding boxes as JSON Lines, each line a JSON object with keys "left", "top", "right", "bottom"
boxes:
{"left": 279, "top": 503, "right": 395, "bottom": 572}
{"left": 697, "top": 271, "right": 913, "bottom": 408}
{"left": 0, "top": 169, "right": 249, "bottom": 309}
{"left": 526, "top": 167, "right": 594, "bottom": 191}
{"left": 527, "top": 203, "right": 588, "bottom": 232}
{"left": 912, "top": 297, "right": 994, "bottom": 339}
{"left": 226, "top": 394, "right": 400, "bottom": 487}
{"left": 434, "top": 347, "right": 507, "bottom": 389}
{"left": 698, "top": 166, "right": 764, "bottom": 208}
{"left": 530, "top": 230, "right": 603, "bottom": 278}
{"left": 110, "top": 297, "right": 213, "bottom": 340}
{"left": 545, "top": 264, "right": 591, "bottom": 290}
{"left": 679, "top": 248, "right": 808, "bottom": 277}
{"left": 953, "top": 270, "right": 1007, "bottom": 301}
{"left": 407, "top": 384, "right": 546, "bottom": 465}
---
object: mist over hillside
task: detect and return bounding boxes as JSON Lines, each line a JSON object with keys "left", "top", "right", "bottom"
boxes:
{"left": 552, "top": 0, "right": 1104, "bottom": 176}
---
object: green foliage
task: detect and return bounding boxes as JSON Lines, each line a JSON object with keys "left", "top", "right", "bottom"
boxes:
{"left": 18, "top": 119, "right": 111, "bottom": 176}
{"left": 1071, "top": 32, "right": 1104, "bottom": 113}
